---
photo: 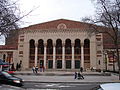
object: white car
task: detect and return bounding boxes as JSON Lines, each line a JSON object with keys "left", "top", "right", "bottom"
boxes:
{"left": 98, "top": 83, "right": 120, "bottom": 90}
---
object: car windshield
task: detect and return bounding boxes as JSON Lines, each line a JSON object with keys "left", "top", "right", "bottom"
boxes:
{"left": 2, "top": 72, "right": 12, "bottom": 77}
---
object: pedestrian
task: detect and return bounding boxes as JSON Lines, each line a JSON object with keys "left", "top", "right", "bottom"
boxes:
{"left": 80, "top": 67, "right": 83, "bottom": 73}
{"left": 42, "top": 66, "right": 45, "bottom": 72}
{"left": 77, "top": 72, "right": 84, "bottom": 79}
{"left": 16, "top": 63, "right": 19, "bottom": 71}
{"left": 32, "top": 66, "right": 35, "bottom": 73}
{"left": 35, "top": 66, "right": 38, "bottom": 73}
{"left": 74, "top": 72, "right": 77, "bottom": 79}
{"left": 40, "top": 65, "right": 42, "bottom": 72}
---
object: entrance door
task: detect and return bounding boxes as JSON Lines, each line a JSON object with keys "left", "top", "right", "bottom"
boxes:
{"left": 57, "top": 60, "right": 62, "bottom": 69}
{"left": 48, "top": 60, "right": 53, "bottom": 69}
{"left": 40, "top": 60, "right": 44, "bottom": 67}
{"left": 75, "top": 60, "right": 80, "bottom": 69}
{"left": 66, "top": 60, "right": 71, "bottom": 69}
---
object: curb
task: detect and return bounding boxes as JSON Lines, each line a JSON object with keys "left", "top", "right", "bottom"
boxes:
{"left": 23, "top": 81, "right": 118, "bottom": 84}
{"left": 13, "top": 73, "right": 111, "bottom": 76}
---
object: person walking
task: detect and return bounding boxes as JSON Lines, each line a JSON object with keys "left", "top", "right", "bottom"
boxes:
{"left": 40, "top": 65, "right": 42, "bottom": 72}
{"left": 74, "top": 72, "right": 77, "bottom": 79}
{"left": 80, "top": 67, "right": 83, "bottom": 73}
{"left": 42, "top": 66, "right": 45, "bottom": 72}
{"left": 77, "top": 72, "right": 84, "bottom": 79}
{"left": 32, "top": 66, "right": 35, "bottom": 73}
{"left": 35, "top": 66, "right": 38, "bottom": 73}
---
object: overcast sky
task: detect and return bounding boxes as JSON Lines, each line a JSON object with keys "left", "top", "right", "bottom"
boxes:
{"left": 16, "top": 0, "right": 96, "bottom": 27}
{"left": 0, "top": 0, "right": 96, "bottom": 45}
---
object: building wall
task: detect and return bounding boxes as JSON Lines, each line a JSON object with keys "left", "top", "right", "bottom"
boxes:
{"left": 18, "top": 28, "right": 101, "bottom": 70}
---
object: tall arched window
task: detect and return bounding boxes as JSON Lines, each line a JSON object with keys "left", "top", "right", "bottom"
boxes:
{"left": 75, "top": 39, "right": 81, "bottom": 54}
{"left": 47, "top": 39, "right": 53, "bottom": 54}
{"left": 38, "top": 39, "right": 44, "bottom": 54}
{"left": 65, "top": 39, "right": 71, "bottom": 54}
{"left": 56, "top": 39, "right": 62, "bottom": 54}
{"left": 29, "top": 39, "right": 35, "bottom": 68}
{"left": 84, "top": 39, "right": 90, "bottom": 69}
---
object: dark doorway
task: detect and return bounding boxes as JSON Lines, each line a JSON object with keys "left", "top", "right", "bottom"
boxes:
{"left": 57, "top": 60, "right": 62, "bottom": 69}
{"left": 66, "top": 60, "right": 71, "bottom": 69}
{"left": 40, "top": 60, "right": 44, "bottom": 67}
{"left": 75, "top": 60, "right": 80, "bottom": 69}
{"left": 48, "top": 60, "right": 53, "bottom": 69}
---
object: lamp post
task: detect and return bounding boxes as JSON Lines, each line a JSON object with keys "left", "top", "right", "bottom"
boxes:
{"left": 105, "top": 52, "right": 107, "bottom": 71}
{"left": 112, "top": 51, "right": 115, "bottom": 72}
{"left": 103, "top": 50, "right": 107, "bottom": 71}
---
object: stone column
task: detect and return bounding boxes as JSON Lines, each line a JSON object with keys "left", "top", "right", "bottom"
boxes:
{"left": 62, "top": 43, "right": 65, "bottom": 69}
{"left": 72, "top": 43, "right": 75, "bottom": 69}
{"left": 53, "top": 43, "right": 56, "bottom": 69}
{"left": 44, "top": 43, "right": 47, "bottom": 69}
{"left": 81, "top": 43, "right": 84, "bottom": 69}
{"left": 35, "top": 42, "right": 38, "bottom": 67}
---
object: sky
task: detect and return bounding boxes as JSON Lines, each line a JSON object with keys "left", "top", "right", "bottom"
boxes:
{"left": 0, "top": 0, "right": 96, "bottom": 45}
{"left": 16, "top": 0, "right": 96, "bottom": 27}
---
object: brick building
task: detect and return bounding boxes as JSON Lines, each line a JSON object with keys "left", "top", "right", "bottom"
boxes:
{"left": 0, "top": 19, "right": 119, "bottom": 71}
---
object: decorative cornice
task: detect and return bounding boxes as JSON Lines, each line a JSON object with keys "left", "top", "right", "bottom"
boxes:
{"left": 19, "top": 28, "right": 90, "bottom": 35}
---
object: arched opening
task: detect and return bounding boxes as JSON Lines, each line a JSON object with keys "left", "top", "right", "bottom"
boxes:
{"left": 84, "top": 39, "right": 90, "bottom": 69}
{"left": 47, "top": 39, "right": 53, "bottom": 69}
{"left": 56, "top": 39, "right": 62, "bottom": 69}
{"left": 74, "top": 39, "right": 81, "bottom": 69}
{"left": 65, "top": 39, "right": 72, "bottom": 69}
{"left": 38, "top": 39, "right": 44, "bottom": 68}
{"left": 29, "top": 39, "right": 35, "bottom": 68}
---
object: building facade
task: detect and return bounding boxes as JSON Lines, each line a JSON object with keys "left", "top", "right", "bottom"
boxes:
{"left": 17, "top": 19, "right": 104, "bottom": 70}
{"left": 0, "top": 19, "right": 118, "bottom": 71}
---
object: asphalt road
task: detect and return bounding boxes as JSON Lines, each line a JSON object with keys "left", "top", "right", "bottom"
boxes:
{"left": 22, "top": 82, "right": 100, "bottom": 90}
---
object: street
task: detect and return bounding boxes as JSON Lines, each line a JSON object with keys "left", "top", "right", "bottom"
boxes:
{"left": 22, "top": 82, "right": 99, "bottom": 90}
{"left": 0, "top": 82, "right": 99, "bottom": 90}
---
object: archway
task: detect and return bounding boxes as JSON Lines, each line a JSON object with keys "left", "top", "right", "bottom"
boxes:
{"left": 84, "top": 39, "right": 90, "bottom": 69}
{"left": 65, "top": 39, "right": 72, "bottom": 69}
{"left": 75, "top": 39, "right": 81, "bottom": 69}
{"left": 47, "top": 39, "right": 53, "bottom": 69}
{"left": 56, "top": 39, "right": 62, "bottom": 69}
{"left": 38, "top": 39, "right": 44, "bottom": 68}
{"left": 29, "top": 39, "right": 35, "bottom": 68}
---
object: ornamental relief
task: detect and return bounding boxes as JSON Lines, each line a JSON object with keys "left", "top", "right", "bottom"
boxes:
{"left": 57, "top": 23, "right": 67, "bottom": 29}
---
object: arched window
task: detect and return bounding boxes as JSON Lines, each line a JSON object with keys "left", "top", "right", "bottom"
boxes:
{"left": 38, "top": 39, "right": 44, "bottom": 54}
{"left": 56, "top": 39, "right": 62, "bottom": 54}
{"left": 47, "top": 39, "right": 53, "bottom": 54}
{"left": 65, "top": 39, "right": 71, "bottom": 54}
{"left": 75, "top": 39, "right": 81, "bottom": 54}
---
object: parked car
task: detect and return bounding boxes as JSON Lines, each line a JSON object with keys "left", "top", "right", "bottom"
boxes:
{"left": 98, "top": 83, "right": 120, "bottom": 90}
{"left": 0, "top": 71, "right": 24, "bottom": 87}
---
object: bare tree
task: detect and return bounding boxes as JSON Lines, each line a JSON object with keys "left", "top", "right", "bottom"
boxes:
{"left": 0, "top": 0, "right": 19, "bottom": 38}
{"left": 0, "top": 0, "right": 35, "bottom": 45}
{"left": 83, "top": 0, "right": 120, "bottom": 79}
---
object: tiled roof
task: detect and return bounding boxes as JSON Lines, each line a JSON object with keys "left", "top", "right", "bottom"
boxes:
{"left": 21, "top": 19, "right": 93, "bottom": 30}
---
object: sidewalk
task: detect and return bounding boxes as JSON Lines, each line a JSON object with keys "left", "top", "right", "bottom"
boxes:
{"left": 14, "top": 70, "right": 111, "bottom": 76}
{"left": 14, "top": 71, "right": 120, "bottom": 83}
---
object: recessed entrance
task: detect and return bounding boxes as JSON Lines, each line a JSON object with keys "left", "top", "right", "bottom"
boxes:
{"left": 48, "top": 60, "right": 53, "bottom": 69}
{"left": 66, "top": 60, "right": 71, "bottom": 69}
{"left": 75, "top": 60, "right": 80, "bottom": 69}
{"left": 57, "top": 60, "right": 62, "bottom": 69}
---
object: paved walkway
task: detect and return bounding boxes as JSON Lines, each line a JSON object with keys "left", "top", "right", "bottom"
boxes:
{"left": 14, "top": 71, "right": 120, "bottom": 83}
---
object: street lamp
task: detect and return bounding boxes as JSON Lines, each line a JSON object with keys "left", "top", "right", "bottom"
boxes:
{"left": 112, "top": 51, "right": 115, "bottom": 72}
{"left": 105, "top": 52, "right": 107, "bottom": 71}
{"left": 103, "top": 50, "right": 107, "bottom": 71}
